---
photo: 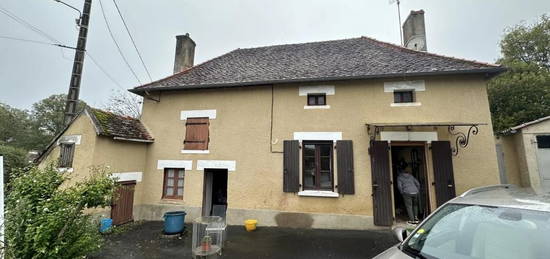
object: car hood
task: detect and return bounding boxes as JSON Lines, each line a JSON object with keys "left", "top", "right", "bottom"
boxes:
{"left": 373, "top": 245, "right": 411, "bottom": 259}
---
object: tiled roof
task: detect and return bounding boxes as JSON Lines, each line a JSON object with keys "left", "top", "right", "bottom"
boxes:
{"left": 131, "top": 36, "right": 504, "bottom": 93}
{"left": 88, "top": 108, "right": 153, "bottom": 141}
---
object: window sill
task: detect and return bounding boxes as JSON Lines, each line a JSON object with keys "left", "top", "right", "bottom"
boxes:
{"left": 181, "top": 150, "right": 210, "bottom": 154}
{"left": 159, "top": 198, "right": 184, "bottom": 204}
{"left": 298, "top": 190, "right": 339, "bottom": 198}
{"left": 390, "top": 102, "right": 421, "bottom": 107}
{"left": 304, "top": 105, "right": 330, "bottom": 109}
{"left": 57, "top": 168, "right": 73, "bottom": 173}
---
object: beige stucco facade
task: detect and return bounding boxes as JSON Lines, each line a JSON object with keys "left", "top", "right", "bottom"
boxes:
{"left": 39, "top": 75, "right": 500, "bottom": 229}
{"left": 497, "top": 118, "right": 550, "bottom": 192}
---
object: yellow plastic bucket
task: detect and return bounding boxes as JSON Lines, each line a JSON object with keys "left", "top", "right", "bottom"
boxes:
{"left": 244, "top": 219, "right": 258, "bottom": 232}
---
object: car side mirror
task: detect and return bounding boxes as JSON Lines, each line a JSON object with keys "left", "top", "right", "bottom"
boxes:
{"left": 392, "top": 227, "right": 407, "bottom": 242}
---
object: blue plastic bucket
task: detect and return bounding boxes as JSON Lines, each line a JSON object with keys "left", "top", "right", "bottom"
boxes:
{"left": 100, "top": 218, "right": 113, "bottom": 233}
{"left": 163, "top": 211, "right": 187, "bottom": 234}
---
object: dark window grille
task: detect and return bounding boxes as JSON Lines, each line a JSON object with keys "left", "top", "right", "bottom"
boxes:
{"left": 393, "top": 91, "right": 414, "bottom": 103}
{"left": 537, "top": 135, "right": 550, "bottom": 149}
{"left": 163, "top": 168, "right": 185, "bottom": 199}
{"left": 302, "top": 141, "right": 333, "bottom": 190}
{"left": 58, "top": 143, "right": 75, "bottom": 168}
{"left": 307, "top": 94, "right": 326, "bottom": 106}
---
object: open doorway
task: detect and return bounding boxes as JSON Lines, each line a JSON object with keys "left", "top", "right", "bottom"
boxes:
{"left": 391, "top": 143, "right": 430, "bottom": 223}
{"left": 202, "top": 169, "right": 228, "bottom": 218}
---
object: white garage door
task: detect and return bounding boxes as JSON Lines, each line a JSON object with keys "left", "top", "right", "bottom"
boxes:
{"left": 536, "top": 135, "right": 550, "bottom": 191}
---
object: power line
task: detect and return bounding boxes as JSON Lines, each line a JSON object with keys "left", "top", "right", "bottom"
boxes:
{"left": 85, "top": 52, "right": 124, "bottom": 90}
{"left": 0, "top": 35, "right": 77, "bottom": 50}
{"left": 0, "top": 35, "right": 53, "bottom": 46}
{"left": 98, "top": 0, "right": 142, "bottom": 85}
{"left": 0, "top": 6, "right": 61, "bottom": 44}
{"left": 112, "top": 0, "right": 152, "bottom": 82}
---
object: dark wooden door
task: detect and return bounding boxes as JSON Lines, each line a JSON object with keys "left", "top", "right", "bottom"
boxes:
{"left": 111, "top": 181, "right": 135, "bottom": 225}
{"left": 431, "top": 141, "right": 456, "bottom": 207}
{"left": 370, "top": 141, "right": 393, "bottom": 226}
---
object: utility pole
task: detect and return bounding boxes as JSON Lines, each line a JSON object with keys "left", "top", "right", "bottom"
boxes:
{"left": 63, "top": 0, "right": 92, "bottom": 125}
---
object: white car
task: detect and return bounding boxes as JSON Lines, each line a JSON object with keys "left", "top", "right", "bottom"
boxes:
{"left": 373, "top": 185, "right": 550, "bottom": 259}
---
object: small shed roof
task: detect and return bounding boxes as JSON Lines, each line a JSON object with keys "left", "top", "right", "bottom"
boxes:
{"left": 502, "top": 116, "right": 550, "bottom": 135}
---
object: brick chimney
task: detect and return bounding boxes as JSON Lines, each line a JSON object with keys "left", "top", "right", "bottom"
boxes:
{"left": 402, "top": 10, "right": 427, "bottom": 51}
{"left": 173, "top": 33, "right": 196, "bottom": 74}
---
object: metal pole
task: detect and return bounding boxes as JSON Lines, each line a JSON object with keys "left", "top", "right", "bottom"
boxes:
{"left": 63, "top": 0, "right": 92, "bottom": 125}
{"left": 397, "top": 0, "right": 403, "bottom": 46}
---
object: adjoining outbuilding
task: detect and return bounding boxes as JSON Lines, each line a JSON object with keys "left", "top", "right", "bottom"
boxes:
{"left": 496, "top": 116, "right": 550, "bottom": 192}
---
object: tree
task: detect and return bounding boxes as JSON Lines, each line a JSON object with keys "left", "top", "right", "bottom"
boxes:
{"left": 4, "top": 166, "right": 116, "bottom": 258}
{"left": 489, "top": 15, "right": 550, "bottom": 133}
{"left": 0, "top": 144, "right": 29, "bottom": 188}
{"left": 103, "top": 89, "right": 143, "bottom": 118}
{"left": 0, "top": 103, "right": 33, "bottom": 149}
{"left": 31, "top": 94, "right": 87, "bottom": 137}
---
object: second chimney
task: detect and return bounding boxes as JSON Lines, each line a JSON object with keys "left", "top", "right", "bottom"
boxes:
{"left": 173, "top": 33, "right": 196, "bottom": 74}
{"left": 402, "top": 10, "right": 427, "bottom": 51}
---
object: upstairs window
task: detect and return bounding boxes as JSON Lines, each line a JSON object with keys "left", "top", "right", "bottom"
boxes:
{"left": 58, "top": 143, "right": 75, "bottom": 168}
{"left": 302, "top": 141, "right": 333, "bottom": 190}
{"left": 163, "top": 168, "right": 184, "bottom": 199}
{"left": 307, "top": 94, "right": 326, "bottom": 106}
{"left": 184, "top": 117, "right": 209, "bottom": 150}
{"left": 394, "top": 90, "right": 414, "bottom": 103}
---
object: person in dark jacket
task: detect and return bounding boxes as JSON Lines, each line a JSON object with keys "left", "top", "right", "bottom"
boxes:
{"left": 397, "top": 169, "right": 420, "bottom": 224}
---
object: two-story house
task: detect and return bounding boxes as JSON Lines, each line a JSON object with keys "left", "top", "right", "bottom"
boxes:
{"left": 38, "top": 12, "right": 505, "bottom": 229}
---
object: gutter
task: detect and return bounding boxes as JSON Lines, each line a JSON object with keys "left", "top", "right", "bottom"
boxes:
{"left": 128, "top": 67, "right": 506, "bottom": 95}
{"left": 112, "top": 136, "right": 154, "bottom": 143}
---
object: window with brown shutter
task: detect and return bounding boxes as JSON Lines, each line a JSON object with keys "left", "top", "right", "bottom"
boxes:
{"left": 58, "top": 143, "right": 75, "bottom": 168}
{"left": 184, "top": 117, "right": 209, "bottom": 150}
{"left": 162, "top": 168, "right": 184, "bottom": 199}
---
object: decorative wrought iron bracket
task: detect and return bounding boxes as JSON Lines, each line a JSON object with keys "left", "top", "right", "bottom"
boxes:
{"left": 448, "top": 125, "right": 479, "bottom": 156}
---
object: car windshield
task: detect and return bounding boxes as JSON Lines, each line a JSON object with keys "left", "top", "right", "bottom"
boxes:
{"left": 403, "top": 203, "right": 550, "bottom": 259}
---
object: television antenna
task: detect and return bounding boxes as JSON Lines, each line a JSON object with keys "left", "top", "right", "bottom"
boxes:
{"left": 389, "top": 0, "right": 403, "bottom": 45}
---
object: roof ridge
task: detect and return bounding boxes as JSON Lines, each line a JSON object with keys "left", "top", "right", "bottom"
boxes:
{"left": 90, "top": 107, "right": 138, "bottom": 121}
{"left": 235, "top": 37, "right": 364, "bottom": 51}
{"left": 134, "top": 49, "right": 240, "bottom": 90}
{"left": 360, "top": 36, "right": 500, "bottom": 67}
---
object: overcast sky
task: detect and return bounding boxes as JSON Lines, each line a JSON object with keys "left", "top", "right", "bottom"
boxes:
{"left": 1, "top": 0, "right": 549, "bottom": 110}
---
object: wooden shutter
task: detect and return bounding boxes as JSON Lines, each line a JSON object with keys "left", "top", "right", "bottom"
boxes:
{"left": 283, "top": 140, "right": 300, "bottom": 192}
{"left": 431, "top": 141, "right": 456, "bottom": 207}
{"left": 184, "top": 118, "right": 209, "bottom": 150}
{"left": 370, "top": 141, "right": 393, "bottom": 226}
{"left": 59, "top": 143, "right": 75, "bottom": 168}
{"left": 336, "top": 140, "right": 354, "bottom": 194}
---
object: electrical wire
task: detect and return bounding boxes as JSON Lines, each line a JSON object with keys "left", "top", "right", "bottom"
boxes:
{"left": 0, "top": 6, "right": 61, "bottom": 44}
{"left": 112, "top": 0, "right": 153, "bottom": 82}
{"left": 98, "top": 0, "right": 142, "bottom": 85}
{"left": 0, "top": 35, "right": 54, "bottom": 46}
{"left": 85, "top": 52, "right": 125, "bottom": 90}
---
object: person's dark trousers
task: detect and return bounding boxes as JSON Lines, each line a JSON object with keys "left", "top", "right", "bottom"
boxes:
{"left": 402, "top": 193, "right": 419, "bottom": 221}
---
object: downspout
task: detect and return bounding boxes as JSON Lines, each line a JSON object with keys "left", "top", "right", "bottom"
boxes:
{"left": 270, "top": 84, "right": 282, "bottom": 153}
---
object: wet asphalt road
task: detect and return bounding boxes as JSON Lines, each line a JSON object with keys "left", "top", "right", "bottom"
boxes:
{"left": 89, "top": 221, "right": 396, "bottom": 259}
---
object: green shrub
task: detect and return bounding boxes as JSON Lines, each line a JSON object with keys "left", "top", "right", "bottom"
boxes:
{"left": 4, "top": 165, "right": 116, "bottom": 259}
